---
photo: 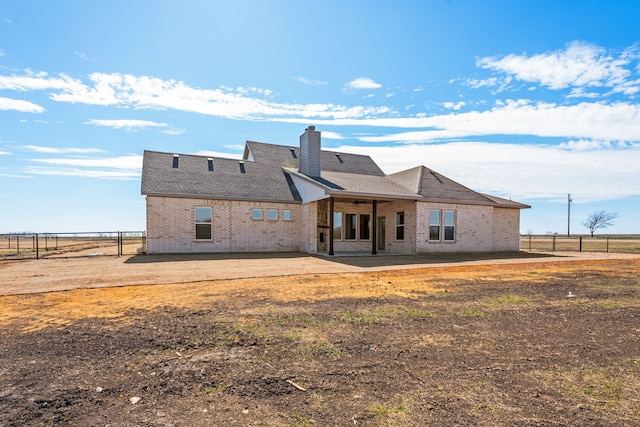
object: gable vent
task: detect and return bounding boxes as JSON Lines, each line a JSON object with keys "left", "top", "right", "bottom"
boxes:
{"left": 172, "top": 154, "right": 179, "bottom": 169}
{"left": 239, "top": 160, "right": 246, "bottom": 174}
{"left": 207, "top": 158, "right": 214, "bottom": 172}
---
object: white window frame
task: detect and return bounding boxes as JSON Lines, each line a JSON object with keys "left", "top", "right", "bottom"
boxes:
{"left": 395, "top": 211, "right": 405, "bottom": 241}
{"left": 444, "top": 210, "right": 456, "bottom": 242}
{"left": 267, "top": 209, "right": 278, "bottom": 220}
{"left": 429, "top": 209, "right": 441, "bottom": 241}
{"left": 333, "top": 211, "right": 343, "bottom": 240}
{"left": 282, "top": 210, "right": 293, "bottom": 221}
{"left": 251, "top": 208, "right": 263, "bottom": 220}
{"left": 195, "top": 206, "right": 212, "bottom": 240}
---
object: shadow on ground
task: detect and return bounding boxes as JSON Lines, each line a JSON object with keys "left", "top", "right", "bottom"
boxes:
{"left": 125, "top": 250, "right": 559, "bottom": 268}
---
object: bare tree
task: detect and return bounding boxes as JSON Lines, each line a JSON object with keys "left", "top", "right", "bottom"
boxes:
{"left": 582, "top": 210, "right": 619, "bottom": 237}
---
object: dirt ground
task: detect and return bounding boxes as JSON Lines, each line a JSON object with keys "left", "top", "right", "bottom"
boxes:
{"left": 1, "top": 252, "right": 639, "bottom": 426}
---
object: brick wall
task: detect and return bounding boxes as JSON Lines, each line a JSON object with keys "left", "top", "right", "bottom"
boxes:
{"left": 416, "top": 202, "right": 515, "bottom": 252}
{"left": 491, "top": 207, "right": 521, "bottom": 251}
{"left": 146, "top": 196, "right": 302, "bottom": 253}
{"left": 146, "top": 196, "right": 522, "bottom": 254}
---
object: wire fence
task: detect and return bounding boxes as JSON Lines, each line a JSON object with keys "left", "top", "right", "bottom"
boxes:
{"left": 2, "top": 232, "right": 637, "bottom": 260}
{"left": 0, "top": 231, "right": 146, "bottom": 260}
{"left": 520, "top": 234, "right": 640, "bottom": 254}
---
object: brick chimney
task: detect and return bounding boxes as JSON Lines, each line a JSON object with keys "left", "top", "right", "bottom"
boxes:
{"left": 299, "top": 126, "right": 321, "bottom": 177}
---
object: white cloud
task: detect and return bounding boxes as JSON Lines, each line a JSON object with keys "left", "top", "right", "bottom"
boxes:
{"left": 557, "top": 139, "right": 637, "bottom": 151}
{"left": 320, "top": 131, "right": 345, "bottom": 140}
{"left": 292, "top": 76, "right": 328, "bottom": 86}
{"left": 337, "top": 141, "right": 640, "bottom": 202}
{"left": 0, "top": 70, "right": 80, "bottom": 92}
{"left": 0, "top": 96, "right": 45, "bottom": 113}
{"left": 0, "top": 172, "right": 30, "bottom": 178}
{"left": 302, "top": 100, "right": 640, "bottom": 143}
{"left": 0, "top": 150, "right": 10, "bottom": 155}
{"left": 0, "top": 71, "right": 391, "bottom": 120}
{"left": 190, "top": 150, "right": 243, "bottom": 159}
{"left": 29, "top": 155, "right": 141, "bottom": 169}
{"left": 477, "top": 41, "right": 640, "bottom": 95}
{"left": 21, "top": 145, "right": 108, "bottom": 154}
{"left": 84, "top": 119, "right": 168, "bottom": 131}
{"left": 443, "top": 101, "right": 466, "bottom": 110}
{"left": 346, "top": 77, "right": 382, "bottom": 89}
{"left": 23, "top": 166, "right": 140, "bottom": 179}
{"left": 161, "top": 128, "right": 187, "bottom": 135}
{"left": 0, "top": 49, "right": 4, "bottom": 56}
{"left": 25, "top": 155, "right": 142, "bottom": 180}
{"left": 73, "top": 51, "right": 89, "bottom": 61}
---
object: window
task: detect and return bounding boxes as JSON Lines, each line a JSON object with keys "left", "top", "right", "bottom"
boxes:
{"left": 251, "top": 208, "right": 263, "bottom": 220}
{"left": 267, "top": 209, "right": 278, "bottom": 220}
{"left": 444, "top": 210, "right": 456, "bottom": 241}
{"left": 282, "top": 210, "right": 293, "bottom": 221}
{"left": 332, "top": 212, "right": 342, "bottom": 240}
{"left": 395, "top": 211, "right": 405, "bottom": 240}
{"left": 359, "top": 214, "right": 371, "bottom": 240}
{"left": 429, "top": 210, "right": 441, "bottom": 241}
{"left": 345, "top": 213, "right": 357, "bottom": 240}
{"left": 195, "top": 207, "right": 212, "bottom": 240}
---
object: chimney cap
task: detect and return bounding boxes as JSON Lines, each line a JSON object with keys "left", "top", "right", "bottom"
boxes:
{"left": 306, "top": 126, "right": 316, "bottom": 131}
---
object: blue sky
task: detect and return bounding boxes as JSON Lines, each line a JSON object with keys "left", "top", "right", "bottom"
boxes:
{"left": 1, "top": 0, "right": 639, "bottom": 234}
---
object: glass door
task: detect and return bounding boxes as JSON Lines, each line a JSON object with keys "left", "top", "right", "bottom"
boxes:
{"left": 377, "top": 217, "right": 386, "bottom": 251}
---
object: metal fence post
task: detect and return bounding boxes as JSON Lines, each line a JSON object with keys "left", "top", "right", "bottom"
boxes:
{"left": 17, "top": 235, "right": 19, "bottom": 254}
{"left": 552, "top": 235, "right": 556, "bottom": 251}
{"left": 606, "top": 236, "right": 609, "bottom": 253}
{"left": 36, "top": 234, "right": 39, "bottom": 260}
{"left": 579, "top": 236, "right": 583, "bottom": 252}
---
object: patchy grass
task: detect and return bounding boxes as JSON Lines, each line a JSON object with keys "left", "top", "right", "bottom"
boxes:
{"left": 310, "top": 340, "right": 341, "bottom": 359}
{"left": 369, "top": 402, "right": 411, "bottom": 417}
{"left": 407, "top": 308, "right": 437, "bottom": 318}
{"left": 461, "top": 307, "right": 486, "bottom": 317}
{"left": 533, "top": 364, "right": 640, "bottom": 413}
{"left": 494, "top": 294, "right": 527, "bottom": 305}
{"left": 337, "top": 311, "right": 382, "bottom": 325}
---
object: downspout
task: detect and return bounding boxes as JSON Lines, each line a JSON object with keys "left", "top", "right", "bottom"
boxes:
{"left": 329, "top": 196, "right": 334, "bottom": 256}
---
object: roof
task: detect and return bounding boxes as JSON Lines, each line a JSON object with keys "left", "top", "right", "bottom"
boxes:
{"left": 141, "top": 150, "right": 301, "bottom": 203}
{"left": 388, "top": 166, "right": 494, "bottom": 204}
{"left": 142, "top": 140, "right": 529, "bottom": 209}
{"left": 244, "top": 141, "right": 385, "bottom": 176}
{"left": 287, "top": 169, "right": 419, "bottom": 200}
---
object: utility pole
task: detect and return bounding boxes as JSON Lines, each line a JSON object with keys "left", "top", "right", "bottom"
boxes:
{"left": 567, "top": 194, "right": 572, "bottom": 236}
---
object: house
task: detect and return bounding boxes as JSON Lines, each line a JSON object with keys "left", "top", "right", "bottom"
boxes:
{"left": 141, "top": 126, "right": 530, "bottom": 254}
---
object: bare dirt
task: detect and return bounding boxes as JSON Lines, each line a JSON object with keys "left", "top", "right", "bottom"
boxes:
{"left": 1, "top": 252, "right": 639, "bottom": 426}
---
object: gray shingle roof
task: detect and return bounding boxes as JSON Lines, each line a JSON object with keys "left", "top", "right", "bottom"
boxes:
{"left": 388, "top": 166, "right": 494, "bottom": 204}
{"left": 141, "top": 150, "right": 301, "bottom": 202}
{"left": 314, "top": 171, "right": 418, "bottom": 199}
{"left": 142, "top": 140, "right": 529, "bottom": 209}
{"left": 245, "top": 141, "right": 385, "bottom": 176}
